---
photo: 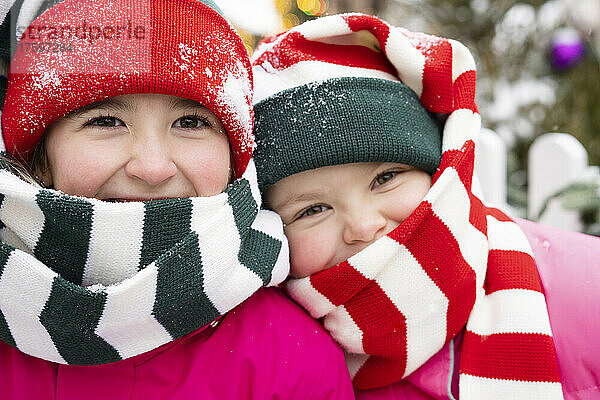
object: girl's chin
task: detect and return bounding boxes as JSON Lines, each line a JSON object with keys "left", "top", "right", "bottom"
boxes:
{"left": 290, "top": 265, "right": 331, "bottom": 279}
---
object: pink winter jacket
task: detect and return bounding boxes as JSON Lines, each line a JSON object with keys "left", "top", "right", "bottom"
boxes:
{"left": 357, "top": 218, "right": 600, "bottom": 400}
{"left": 0, "top": 287, "right": 355, "bottom": 400}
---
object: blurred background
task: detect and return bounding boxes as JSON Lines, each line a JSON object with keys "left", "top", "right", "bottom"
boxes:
{"left": 216, "top": 0, "right": 600, "bottom": 235}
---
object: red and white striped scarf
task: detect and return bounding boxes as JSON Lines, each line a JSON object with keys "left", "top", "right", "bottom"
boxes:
{"left": 271, "top": 14, "right": 564, "bottom": 398}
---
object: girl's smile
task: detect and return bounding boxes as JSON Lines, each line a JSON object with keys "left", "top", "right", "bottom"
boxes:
{"left": 266, "top": 162, "right": 431, "bottom": 278}
{"left": 39, "top": 93, "right": 232, "bottom": 200}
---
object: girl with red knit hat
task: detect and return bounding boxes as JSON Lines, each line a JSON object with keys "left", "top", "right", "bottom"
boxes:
{"left": 0, "top": 1, "right": 354, "bottom": 398}
{"left": 252, "top": 13, "right": 600, "bottom": 399}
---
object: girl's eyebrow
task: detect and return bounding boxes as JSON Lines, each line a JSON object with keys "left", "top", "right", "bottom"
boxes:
{"left": 271, "top": 191, "right": 324, "bottom": 212}
{"left": 64, "top": 97, "right": 207, "bottom": 119}
{"left": 64, "top": 98, "right": 132, "bottom": 118}
{"left": 169, "top": 97, "right": 207, "bottom": 110}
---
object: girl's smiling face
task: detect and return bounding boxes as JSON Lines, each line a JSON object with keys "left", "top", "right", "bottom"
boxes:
{"left": 39, "top": 93, "right": 231, "bottom": 200}
{"left": 266, "top": 162, "right": 431, "bottom": 278}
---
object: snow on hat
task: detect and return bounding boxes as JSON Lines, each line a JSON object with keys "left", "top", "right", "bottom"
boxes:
{"left": 1, "top": 0, "right": 254, "bottom": 178}
{"left": 251, "top": 13, "right": 446, "bottom": 192}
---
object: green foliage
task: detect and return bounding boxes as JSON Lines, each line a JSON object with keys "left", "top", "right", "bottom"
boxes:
{"left": 547, "top": 51, "right": 600, "bottom": 166}
{"left": 537, "top": 181, "right": 600, "bottom": 235}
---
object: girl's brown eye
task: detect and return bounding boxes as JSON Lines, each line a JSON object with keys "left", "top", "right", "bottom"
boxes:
{"left": 97, "top": 117, "right": 115, "bottom": 127}
{"left": 174, "top": 116, "right": 210, "bottom": 129}
{"left": 87, "top": 116, "right": 124, "bottom": 127}
{"left": 300, "top": 205, "right": 327, "bottom": 218}
{"left": 375, "top": 171, "right": 397, "bottom": 186}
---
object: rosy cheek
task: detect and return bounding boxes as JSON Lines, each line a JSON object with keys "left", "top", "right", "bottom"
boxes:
{"left": 287, "top": 228, "right": 336, "bottom": 278}
{"left": 52, "top": 152, "right": 113, "bottom": 197}
{"left": 181, "top": 141, "right": 231, "bottom": 196}
{"left": 401, "top": 180, "right": 431, "bottom": 218}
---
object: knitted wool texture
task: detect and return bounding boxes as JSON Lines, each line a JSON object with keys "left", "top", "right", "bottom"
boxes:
{"left": 1, "top": 0, "right": 253, "bottom": 178}
{"left": 253, "top": 77, "right": 442, "bottom": 192}
{"left": 252, "top": 24, "right": 443, "bottom": 189}
{"left": 0, "top": 157, "right": 289, "bottom": 365}
{"left": 252, "top": 14, "right": 564, "bottom": 398}
{"left": 0, "top": 0, "right": 290, "bottom": 365}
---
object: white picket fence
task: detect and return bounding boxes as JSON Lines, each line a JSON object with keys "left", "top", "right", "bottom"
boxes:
{"left": 474, "top": 129, "right": 600, "bottom": 232}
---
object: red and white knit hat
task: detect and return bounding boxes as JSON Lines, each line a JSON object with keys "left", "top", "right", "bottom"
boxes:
{"left": 253, "top": 13, "right": 564, "bottom": 398}
{"left": 1, "top": 0, "right": 254, "bottom": 178}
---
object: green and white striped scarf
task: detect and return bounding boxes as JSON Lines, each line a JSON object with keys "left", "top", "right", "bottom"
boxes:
{"left": 0, "top": 155, "right": 289, "bottom": 365}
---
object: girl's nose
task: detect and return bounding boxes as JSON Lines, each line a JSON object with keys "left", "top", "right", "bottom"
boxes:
{"left": 125, "top": 136, "right": 177, "bottom": 186}
{"left": 342, "top": 209, "right": 388, "bottom": 245}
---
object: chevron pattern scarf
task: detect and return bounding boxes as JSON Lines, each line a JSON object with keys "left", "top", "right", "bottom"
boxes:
{"left": 281, "top": 14, "right": 564, "bottom": 398}
{"left": 0, "top": 155, "right": 289, "bottom": 365}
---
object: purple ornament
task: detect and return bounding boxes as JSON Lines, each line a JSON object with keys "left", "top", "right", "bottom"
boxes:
{"left": 550, "top": 28, "right": 586, "bottom": 71}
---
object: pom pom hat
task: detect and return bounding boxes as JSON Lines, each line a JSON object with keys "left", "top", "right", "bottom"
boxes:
{"left": 2, "top": 0, "right": 254, "bottom": 178}
{"left": 252, "top": 14, "right": 444, "bottom": 192}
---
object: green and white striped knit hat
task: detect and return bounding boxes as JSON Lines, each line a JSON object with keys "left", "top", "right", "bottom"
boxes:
{"left": 251, "top": 16, "right": 443, "bottom": 192}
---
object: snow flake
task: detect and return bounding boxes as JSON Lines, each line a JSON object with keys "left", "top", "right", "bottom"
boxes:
{"left": 175, "top": 42, "right": 198, "bottom": 71}
{"left": 31, "top": 70, "right": 62, "bottom": 90}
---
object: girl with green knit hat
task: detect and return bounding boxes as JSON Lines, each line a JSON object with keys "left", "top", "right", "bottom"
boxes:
{"left": 252, "top": 12, "right": 600, "bottom": 399}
